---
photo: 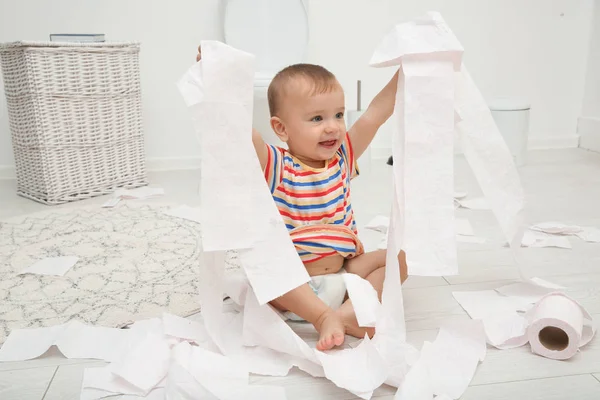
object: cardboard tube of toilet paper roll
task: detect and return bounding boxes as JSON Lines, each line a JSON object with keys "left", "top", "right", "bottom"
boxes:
{"left": 527, "top": 293, "right": 584, "bottom": 360}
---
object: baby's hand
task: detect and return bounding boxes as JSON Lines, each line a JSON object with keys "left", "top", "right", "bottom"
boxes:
{"left": 196, "top": 45, "right": 202, "bottom": 62}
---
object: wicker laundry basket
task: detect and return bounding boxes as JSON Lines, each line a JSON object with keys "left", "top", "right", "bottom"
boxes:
{"left": 0, "top": 41, "right": 147, "bottom": 205}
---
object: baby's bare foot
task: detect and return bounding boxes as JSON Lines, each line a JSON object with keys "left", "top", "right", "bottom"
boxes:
{"left": 315, "top": 310, "right": 346, "bottom": 351}
{"left": 337, "top": 302, "right": 376, "bottom": 339}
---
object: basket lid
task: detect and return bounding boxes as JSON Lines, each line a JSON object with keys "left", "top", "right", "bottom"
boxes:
{"left": 0, "top": 41, "right": 140, "bottom": 51}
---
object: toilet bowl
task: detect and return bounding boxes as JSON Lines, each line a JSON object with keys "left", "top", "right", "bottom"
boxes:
{"left": 224, "top": 0, "right": 309, "bottom": 144}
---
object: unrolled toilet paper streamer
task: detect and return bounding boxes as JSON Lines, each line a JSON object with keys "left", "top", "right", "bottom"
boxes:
{"left": 370, "top": 11, "right": 526, "bottom": 279}
{"left": 178, "top": 40, "right": 310, "bottom": 305}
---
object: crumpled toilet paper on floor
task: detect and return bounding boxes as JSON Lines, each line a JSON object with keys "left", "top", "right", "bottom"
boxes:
{"left": 519, "top": 222, "right": 600, "bottom": 248}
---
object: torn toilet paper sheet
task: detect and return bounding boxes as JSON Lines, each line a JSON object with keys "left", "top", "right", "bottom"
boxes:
{"left": 81, "top": 365, "right": 157, "bottom": 398}
{"left": 367, "top": 215, "right": 476, "bottom": 239}
{"left": 455, "top": 218, "right": 486, "bottom": 243}
{"left": 2, "top": 316, "right": 286, "bottom": 399}
{"left": 0, "top": 320, "right": 130, "bottom": 362}
{"left": 163, "top": 205, "right": 202, "bottom": 225}
{"left": 81, "top": 341, "right": 287, "bottom": 400}
{"left": 495, "top": 278, "right": 565, "bottom": 304}
{"left": 343, "top": 274, "right": 382, "bottom": 328}
{"left": 369, "top": 11, "right": 463, "bottom": 70}
{"left": 455, "top": 218, "right": 474, "bottom": 236}
{"left": 521, "top": 230, "right": 572, "bottom": 249}
{"left": 378, "top": 233, "right": 485, "bottom": 247}
{"left": 101, "top": 196, "right": 121, "bottom": 208}
{"left": 111, "top": 332, "right": 172, "bottom": 393}
{"left": 456, "top": 235, "right": 486, "bottom": 244}
{"left": 179, "top": 40, "right": 309, "bottom": 304}
{"left": 162, "top": 313, "right": 210, "bottom": 345}
{"left": 0, "top": 313, "right": 210, "bottom": 363}
{"left": 114, "top": 187, "right": 164, "bottom": 200}
{"left": 316, "top": 336, "right": 388, "bottom": 400}
{"left": 529, "top": 222, "right": 600, "bottom": 243}
{"left": 365, "top": 215, "right": 390, "bottom": 233}
{"left": 454, "top": 197, "right": 491, "bottom": 211}
{"left": 452, "top": 290, "right": 531, "bottom": 320}
{"left": 453, "top": 191, "right": 468, "bottom": 199}
{"left": 18, "top": 256, "right": 78, "bottom": 276}
{"left": 575, "top": 227, "right": 600, "bottom": 243}
{"left": 425, "top": 322, "right": 486, "bottom": 398}
{"left": 530, "top": 222, "right": 583, "bottom": 235}
{"left": 451, "top": 290, "right": 532, "bottom": 348}
{"left": 395, "top": 321, "right": 486, "bottom": 400}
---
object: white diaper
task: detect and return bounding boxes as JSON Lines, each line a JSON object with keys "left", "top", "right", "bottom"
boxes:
{"left": 282, "top": 270, "right": 347, "bottom": 322}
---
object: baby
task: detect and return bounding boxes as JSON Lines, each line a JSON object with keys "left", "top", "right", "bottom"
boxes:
{"left": 196, "top": 47, "right": 408, "bottom": 351}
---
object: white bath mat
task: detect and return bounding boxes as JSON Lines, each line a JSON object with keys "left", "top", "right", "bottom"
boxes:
{"left": 0, "top": 203, "right": 240, "bottom": 344}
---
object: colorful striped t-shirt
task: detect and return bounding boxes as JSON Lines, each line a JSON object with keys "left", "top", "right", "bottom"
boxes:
{"left": 264, "top": 133, "right": 363, "bottom": 263}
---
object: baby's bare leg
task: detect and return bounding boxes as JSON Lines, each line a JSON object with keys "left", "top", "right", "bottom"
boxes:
{"left": 336, "top": 249, "right": 408, "bottom": 338}
{"left": 270, "top": 283, "right": 345, "bottom": 351}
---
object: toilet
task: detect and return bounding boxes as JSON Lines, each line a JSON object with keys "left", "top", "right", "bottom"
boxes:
{"left": 224, "top": 0, "right": 309, "bottom": 144}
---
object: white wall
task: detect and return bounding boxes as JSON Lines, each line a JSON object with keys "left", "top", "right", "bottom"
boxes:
{"left": 307, "top": 0, "right": 594, "bottom": 154}
{"left": 579, "top": 0, "right": 600, "bottom": 152}
{"left": 0, "top": 0, "right": 596, "bottom": 174}
{"left": 582, "top": 1, "right": 600, "bottom": 118}
{"left": 0, "top": 0, "right": 223, "bottom": 174}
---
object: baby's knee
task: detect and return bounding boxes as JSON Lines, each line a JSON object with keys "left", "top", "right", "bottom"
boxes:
{"left": 399, "top": 250, "right": 408, "bottom": 283}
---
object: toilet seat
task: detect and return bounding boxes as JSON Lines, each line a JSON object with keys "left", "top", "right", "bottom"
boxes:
{"left": 224, "top": 0, "right": 309, "bottom": 86}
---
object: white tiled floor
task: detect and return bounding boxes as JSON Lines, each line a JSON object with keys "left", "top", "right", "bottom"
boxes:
{"left": 1, "top": 149, "right": 600, "bottom": 399}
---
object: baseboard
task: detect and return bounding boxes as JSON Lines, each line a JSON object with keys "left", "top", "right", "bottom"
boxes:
{"left": 578, "top": 116, "right": 600, "bottom": 153}
{"left": 0, "top": 165, "right": 15, "bottom": 180}
{"left": 370, "top": 134, "right": 580, "bottom": 160}
{"left": 0, "top": 134, "right": 585, "bottom": 180}
{"left": 0, "top": 157, "right": 202, "bottom": 181}
{"left": 371, "top": 147, "right": 392, "bottom": 160}
{"left": 527, "top": 134, "right": 580, "bottom": 150}
{"left": 145, "top": 156, "right": 201, "bottom": 172}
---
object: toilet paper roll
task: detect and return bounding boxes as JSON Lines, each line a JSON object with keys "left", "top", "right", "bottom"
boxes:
{"left": 526, "top": 293, "right": 585, "bottom": 360}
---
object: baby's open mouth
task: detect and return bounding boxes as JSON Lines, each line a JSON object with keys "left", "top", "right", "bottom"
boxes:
{"left": 319, "top": 140, "right": 337, "bottom": 147}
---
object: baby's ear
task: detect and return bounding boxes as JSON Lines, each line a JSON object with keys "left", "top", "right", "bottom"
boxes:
{"left": 270, "top": 117, "right": 289, "bottom": 142}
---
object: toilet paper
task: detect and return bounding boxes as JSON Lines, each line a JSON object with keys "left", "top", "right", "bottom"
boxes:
{"left": 526, "top": 292, "right": 595, "bottom": 360}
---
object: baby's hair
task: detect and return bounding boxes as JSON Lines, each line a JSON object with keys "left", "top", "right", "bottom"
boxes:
{"left": 267, "top": 64, "right": 340, "bottom": 117}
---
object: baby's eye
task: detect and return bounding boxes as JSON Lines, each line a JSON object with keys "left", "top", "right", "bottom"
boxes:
{"left": 336, "top": 112, "right": 344, "bottom": 119}
{"left": 311, "top": 115, "right": 323, "bottom": 122}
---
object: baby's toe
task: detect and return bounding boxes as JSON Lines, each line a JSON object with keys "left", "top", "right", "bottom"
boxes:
{"left": 333, "top": 331, "right": 345, "bottom": 347}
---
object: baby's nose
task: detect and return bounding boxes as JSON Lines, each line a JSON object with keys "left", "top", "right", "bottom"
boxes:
{"left": 324, "top": 119, "right": 339, "bottom": 133}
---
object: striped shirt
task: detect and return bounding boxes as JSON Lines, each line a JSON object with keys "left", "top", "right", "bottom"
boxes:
{"left": 264, "top": 133, "right": 362, "bottom": 263}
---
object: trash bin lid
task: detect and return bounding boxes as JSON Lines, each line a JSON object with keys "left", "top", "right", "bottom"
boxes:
{"left": 488, "top": 97, "right": 531, "bottom": 111}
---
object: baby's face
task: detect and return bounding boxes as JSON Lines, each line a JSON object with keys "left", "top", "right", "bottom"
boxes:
{"left": 278, "top": 79, "right": 346, "bottom": 168}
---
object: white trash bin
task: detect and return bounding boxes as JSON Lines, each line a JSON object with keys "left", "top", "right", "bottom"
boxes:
{"left": 488, "top": 98, "right": 531, "bottom": 167}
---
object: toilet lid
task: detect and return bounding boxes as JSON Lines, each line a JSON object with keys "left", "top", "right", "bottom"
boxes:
{"left": 224, "top": 0, "right": 308, "bottom": 80}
